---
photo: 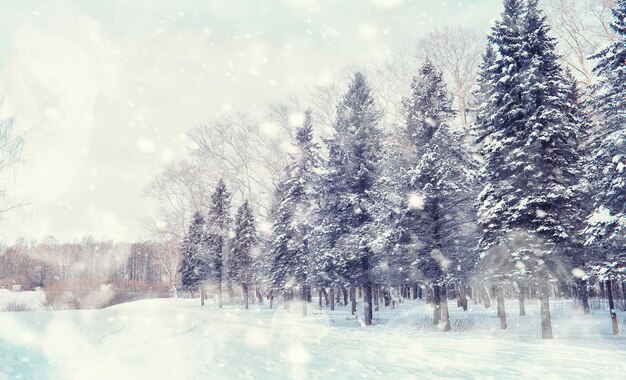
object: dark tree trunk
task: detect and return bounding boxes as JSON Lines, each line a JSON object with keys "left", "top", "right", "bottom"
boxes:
{"left": 497, "top": 287, "right": 507, "bottom": 329}
{"left": 418, "top": 285, "right": 423, "bottom": 299}
{"left": 318, "top": 289, "right": 323, "bottom": 310}
{"left": 269, "top": 291, "right": 274, "bottom": 309}
{"left": 322, "top": 288, "right": 329, "bottom": 305}
{"left": 364, "top": 281, "right": 373, "bottom": 326}
{"left": 518, "top": 285, "right": 526, "bottom": 316}
{"left": 440, "top": 285, "right": 451, "bottom": 331}
{"left": 358, "top": 287, "right": 362, "bottom": 299}
{"left": 342, "top": 286, "right": 348, "bottom": 306}
{"left": 256, "top": 287, "right": 263, "bottom": 304}
{"left": 302, "top": 285, "right": 307, "bottom": 317}
{"left": 539, "top": 282, "right": 553, "bottom": 339}
{"left": 350, "top": 285, "right": 357, "bottom": 315}
{"left": 578, "top": 278, "right": 590, "bottom": 314}
{"left": 335, "top": 287, "right": 341, "bottom": 305}
{"left": 200, "top": 285, "right": 205, "bottom": 307}
{"left": 383, "top": 289, "right": 390, "bottom": 307}
{"left": 607, "top": 280, "right": 619, "bottom": 335}
{"left": 330, "top": 288, "right": 335, "bottom": 311}
{"left": 374, "top": 285, "right": 379, "bottom": 311}
{"left": 433, "top": 285, "right": 441, "bottom": 326}
{"left": 243, "top": 284, "right": 249, "bottom": 309}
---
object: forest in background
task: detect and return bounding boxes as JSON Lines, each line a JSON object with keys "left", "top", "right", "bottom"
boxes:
{"left": 0, "top": 0, "right": 624, "bottom": 340}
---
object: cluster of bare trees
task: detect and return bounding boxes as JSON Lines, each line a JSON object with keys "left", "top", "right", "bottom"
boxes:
{"left": 0, "top": 237, "right": 180, "bottom": 308}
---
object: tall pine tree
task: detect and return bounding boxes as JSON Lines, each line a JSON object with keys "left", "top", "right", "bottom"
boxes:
{"left": 267, "top": 110, "right": 322, "bottom": 315}
{"left": 476, "top": 0, "right": 581, "bottom": 338}
{"left": 586, "top": 0, "right": 626, "bottom": 278}
{"left": 319, "top": 72, "right": 382, "bottom": 325}
{"left": 401, "top": 61, "right": 477, "bottom": 330}
{"left": 179, "top": 211, "right": 211, "bottom": 306}
{"left": 229, "top": 200, "right": 256, "bottom": 309}
{"left": 206, "top": 179, "right": 231, "bottom": 308}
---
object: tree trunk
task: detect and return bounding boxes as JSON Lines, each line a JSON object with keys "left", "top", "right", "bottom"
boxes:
{"left": 418, "top": 285, "right": 423, "bottom": 299}
{"left": 200, "top": 285, "right": 205, "bottom": 307}
{"left": 539, "top": 282, "right": 553, "bottom": 339}
{"left": 318, "top": 289, "right": 323, "bottom": 310}
{"left": 481, "top": 284, "right": 491, "bottom": 309}
{"left": 497, "top": 287, "right": 507, "bottom": 330}
{"left": 256, "top": 287, "right": 263, "bottom": 304}
{"left": 322, "top": 288, "right": 329, "bottom": 305}
{"left": 340, "top": 286, "right": 348, "bottom": 306}
{"left": 607, "top": 280, "right": 619, "bottom": 335}
{"left": 412, "top": 283, "right": 418, "bottom": 300}
{"left": 243, "top": 284, "right": 249, "bottom": 309}
{"left": 578, "top": 278, "right": 590, "bottom": 314}
{"left": 383, "top": 289, "right": 390, "bottom": 307}
{"left": 433, "top": 285, "right": 441, "bottom": 326}
{"left": 364, "top": 281, "right": 373, "bottom": 326}
{"left": 440, "top": 285, "right": 451, "bottom": 332}
{"left": 518, "top": 285, "right": 526, "bottom": 316}
{"left": 350, "top": 285, "right": 357, "bottom": 315}
{"left": 374, "top": 285, "right": 379, "bottom": 311}
{"left": 358, "top": 287, "right": 362, "bottom": 299}
{"left": 269, "top": 291, "right": 274, "bottom": 309}
{"left": 302, "top": 285, "right": 307, "bottom": 317}
{"left": 330, "top": 288, "right": 335, "bottom": 311}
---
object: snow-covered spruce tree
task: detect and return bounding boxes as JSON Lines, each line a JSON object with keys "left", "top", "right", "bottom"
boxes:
{"left": 399, "top": 60, "right": 477, "bottom": 331}
{"left": 267, "top": 110, "right": 322, "bottom": 315}
{"left": 562, "top": 71, "right": 594, "bottom": 314}
{"left": 228, "top": 200, "right": 256, "bottom": 309}
{"left": 370, "top": 138, "right": 419, "bottom": 305}
{"left": 585, "top": 0, "right": 626, "bottom": 334}
{"left": 318, "top": 72, "right": 382, "bottom": 325}
{"left": 179, "top": 211, "right": 211, "bottom": 306}
{"left": 586, "top": 0, "right": 626, "bottom": 284}
{"left": 205, "top": 179, "right": 231, "bottom": 308}
{"left": 475, "top": 0, "right": 582, "bottom": 338}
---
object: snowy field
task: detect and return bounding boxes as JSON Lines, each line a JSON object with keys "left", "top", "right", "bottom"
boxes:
{"left": 1, "top": 295, "right": 625, "bottom": 380}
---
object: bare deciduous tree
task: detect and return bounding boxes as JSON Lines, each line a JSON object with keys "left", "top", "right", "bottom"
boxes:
{"left": 545, "top": 0, "right": 616, "bottom": 87}
{"left": 0, "top": 96, "right": 26, "bottom": 215}
{"left": 416, "top": 26, "right": 484, "bottom": 128}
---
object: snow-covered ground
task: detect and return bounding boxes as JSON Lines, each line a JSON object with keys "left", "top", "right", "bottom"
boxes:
{"left": 0, "top": 290, "right": 46, "bottom": 312}
{"left": 1, "top": 295, "right": 625, "bottom": 379}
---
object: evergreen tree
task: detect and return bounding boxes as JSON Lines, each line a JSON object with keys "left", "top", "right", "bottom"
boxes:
{"left": 229, "top": 200, "right": 256, "bottom": 309}
{"left": 475, "top": 0, "right": 581, "bottom": 338}
{"left": 399, "top": 61, "right": 477, "bottom": 330}
{"left": 179, "top": 211, "right": 210, "bottom": 306}
{"left": 586, "top": 0, "right": 626, "bottom": 277}
{"left": 267, "top": 110, "right": 323, "bottom": 315}
{"left": 584, "top": 0, "right": 626, "bottom": 334}
{"left": 318, "top": 72, "right": 382, "bottom": 325}
{"left": 206, "top": 179, "right": 231, "bottom": 308}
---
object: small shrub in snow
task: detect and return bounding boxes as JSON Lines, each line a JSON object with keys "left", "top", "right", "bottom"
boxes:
{"left": 1, "top": 302, "right": 31, "bottom": 312}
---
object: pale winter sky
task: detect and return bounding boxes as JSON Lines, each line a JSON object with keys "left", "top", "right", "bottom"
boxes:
{"left": 0, "top": 0, "right": 501, "bottom": 243}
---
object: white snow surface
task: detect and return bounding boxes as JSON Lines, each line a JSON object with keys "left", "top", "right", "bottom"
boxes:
{"left": 1, "top": 296, "right": 625, "bottom": 379}
{"left": 0, "top": 290, "right": 46, "bottom": 311}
